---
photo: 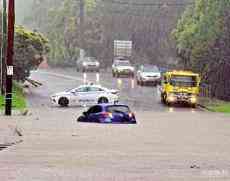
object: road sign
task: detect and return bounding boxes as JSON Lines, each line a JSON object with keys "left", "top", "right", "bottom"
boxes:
{"left": 114, "top": 40, "right": 132, "bottom": 57}
{"left": 7, "top": 66, "right": 13, "bottom": 76}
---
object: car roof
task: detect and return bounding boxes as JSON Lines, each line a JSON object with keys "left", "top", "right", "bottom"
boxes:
{"left": 139, "top": 65, "right": 159, "bottom": 71}
{"left": 165, "top": 70, "right": 199, "bottom": 77}
{"left": 141, "top": 64, "right": 158, "bottom": 68}
{"left": 98, "top": 103, "right": 129, "bottom": 107}
{"left": 77, "top": 84, "right": 108, "bottom": 89}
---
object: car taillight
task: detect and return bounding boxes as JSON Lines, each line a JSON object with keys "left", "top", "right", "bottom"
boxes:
{"left": 102, "top": 112, "right": 113, "bottom": 118}
{"left": 129, "top": 112, "right": 134, "bottom": 118}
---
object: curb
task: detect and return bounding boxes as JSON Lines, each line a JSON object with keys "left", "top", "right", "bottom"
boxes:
{"left": 197, "top": 103, "right": 213, "bottom": 112}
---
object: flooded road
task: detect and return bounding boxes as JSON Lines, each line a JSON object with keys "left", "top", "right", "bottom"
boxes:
{"left": 29, "top": 68, "right": 199, "bottom": 113}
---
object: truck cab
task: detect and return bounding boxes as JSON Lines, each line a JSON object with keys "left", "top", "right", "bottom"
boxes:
{"left": 160, "top": 70, "right": 200, "bottom": 107}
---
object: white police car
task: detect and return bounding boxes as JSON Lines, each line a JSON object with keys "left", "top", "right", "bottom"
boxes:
{"left": 50, "top": 84, "right": 119, "bottom": 107}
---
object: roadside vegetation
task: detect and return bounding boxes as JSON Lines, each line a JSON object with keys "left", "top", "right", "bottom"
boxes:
{"left": 173, "top": 0, "right": 230, "bottom": 102}
{"left": 0, "top": 12, "right": 49, "bottom": 111}
{"left": 199, "top": 97, "right": 230, "bottom": 113}
{"left": 0, "top": 82, "right": 26, "bottom": 110}
{"left": 209, "top": 103, "right": 230, "bottom": 114}
{"left": 0, "top": 12, "right": 49, "bottom": 82}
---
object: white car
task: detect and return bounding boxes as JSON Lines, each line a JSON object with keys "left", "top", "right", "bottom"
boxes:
{"left": 50, "top": 84, "right": 119, "bottom": 107}
{"left": 76, "top": 57, "right": 100, "bottom": 72}
{"left": 112, "top": 60, "right": 135, "bottom": 78}
{"left": 136, "top": 65, "right": 161, "bottom": 86}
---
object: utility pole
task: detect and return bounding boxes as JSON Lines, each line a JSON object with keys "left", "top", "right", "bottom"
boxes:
{"left": 79, "top": 0, "right": 85, "bottom": 56}
{"left": 5, "top": 0, "right": 15, "bottom": 116}
{"left": 1, "top": 0, "right": 7, "bottom": 95}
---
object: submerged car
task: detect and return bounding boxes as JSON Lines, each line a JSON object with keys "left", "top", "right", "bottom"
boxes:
{"left": 136, "top": 65, "right": 161, "bottom": 86}
{"left": 77, "top": 104, "right": 137, "bottom": 124}
{"left": 112, "top": 59, "right": 135, "bottom": 78}
{"left": 50, "top": 84, "right": 119, "bottom": 107}
{"left": 76, "top": 57, "right": 100, "bottom": 72}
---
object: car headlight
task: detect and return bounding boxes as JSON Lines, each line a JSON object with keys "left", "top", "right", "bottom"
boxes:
{"left": 83, "top": 62, "right": 87, "bottom": 66}
{"left": 142, "top": 76, "right": 148, "bottom": 80}
{"left": 190, "top": 96, "right": 197, "bottom": 103}
{"left": 168, "top": 93, "right": 176, "bottom": 102}
{"left": 96, "top": 62, "right": 100, "bottom": 66}
{"left": 130, "top": 67, "right": 135, "bottom": 71}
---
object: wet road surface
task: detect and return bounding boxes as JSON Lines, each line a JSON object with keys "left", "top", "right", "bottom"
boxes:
{"left": 28, "top": 68, "right": 199, "bottom": 113}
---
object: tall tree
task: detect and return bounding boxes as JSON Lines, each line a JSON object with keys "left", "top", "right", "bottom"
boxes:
{"left": 173, "top": 0, "right": 230, "bottom": 100}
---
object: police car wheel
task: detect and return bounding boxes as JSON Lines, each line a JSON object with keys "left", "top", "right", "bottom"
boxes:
{"left": 58, "top": 97, "right": 69, "bottom": 107}
{"left": 98, "top": 97, "right": 109, "bottom": 104}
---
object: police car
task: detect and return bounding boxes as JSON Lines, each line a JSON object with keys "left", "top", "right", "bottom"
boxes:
{"left": 50, "top": 84, "right": 119, "bottom": 107}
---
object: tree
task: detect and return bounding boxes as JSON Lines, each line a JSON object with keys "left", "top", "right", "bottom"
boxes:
{"left": 14, "top": 26, "right": 50, "bottom": 81}
{"left": 0, "top": 22, "right": 49, "bottom": 82}
{"left": 23, "top": 0, "right": 191, "bottom": 67}
{"left": 173, "top": 0, "right": 230, "bottom": 100}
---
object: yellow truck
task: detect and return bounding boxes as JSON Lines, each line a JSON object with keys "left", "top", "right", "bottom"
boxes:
{"left": 160, "top": 70, "right": 200, "bottom": 107}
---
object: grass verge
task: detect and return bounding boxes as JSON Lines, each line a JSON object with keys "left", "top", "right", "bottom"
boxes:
{"left": 0, "top": 82, "right": 27, "bottom": 110}
{"left": 199, "top": 97, "right": 230, "bottom": 113}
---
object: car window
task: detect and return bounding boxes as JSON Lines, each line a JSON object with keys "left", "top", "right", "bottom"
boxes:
{"left": 76, "top": 87, "right": 89, "bottom": 92}
{"left": 87, "top": 106, "right": 102, "bottom": 114}
{"left": 89, "top": 87, "right": 104, "bottom": 92}
{"left": 117, "top": 61, "right": 131, "bottom": 66}
{"left": 106, "top": 105, "right": 130, "bottom": 113}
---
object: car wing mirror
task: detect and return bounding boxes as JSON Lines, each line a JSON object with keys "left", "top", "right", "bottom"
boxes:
{"left": 71, "top": 91, "right": 76, "bottom": 94}
{"left": 83, "top": 111, "right": 88, "bottom": 116}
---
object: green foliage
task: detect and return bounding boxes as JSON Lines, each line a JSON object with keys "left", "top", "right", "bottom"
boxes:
{"left": 173, "top": 0, "right": 230, "bottom": 101}
{"left": 0, "top": 82, "right": 27, "bottom": 110}
{"left": 14, "top": 26, "right": 50, "bottom": 81}
{"left": 209, "top": 103, "right": 230, "bottom": 113}
{"left": 173, "top": 0, "right": 225, "bottom": 56}
{"left": 23, "top": 0, "right": 98, "bottom": 66}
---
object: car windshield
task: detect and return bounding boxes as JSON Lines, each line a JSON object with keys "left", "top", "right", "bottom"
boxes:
{"left": 170, "top": 75, "right": 197, "bottom": 87}
{"left": 115, "top": 57, "right": 126, "bottom": 61}
{"left": 143, "top": 66, "right": 159, "bottom": 72}
{"left": 106, "top": 105, "right": 130, "bottom": 113}
{"left": 85, "top": 57, "right": 96, "bottom": 62}
{"left": 117, "top": 61, "right": 131, "bottom": 66}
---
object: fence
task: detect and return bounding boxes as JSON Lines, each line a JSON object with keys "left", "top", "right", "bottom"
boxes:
{"left": 200, "top": 83, "right": 212, "bottom": 98}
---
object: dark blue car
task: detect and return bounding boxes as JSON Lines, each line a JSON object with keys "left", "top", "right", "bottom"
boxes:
{"left": 77, "top": 104, "right": 137, "bottom": 124}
